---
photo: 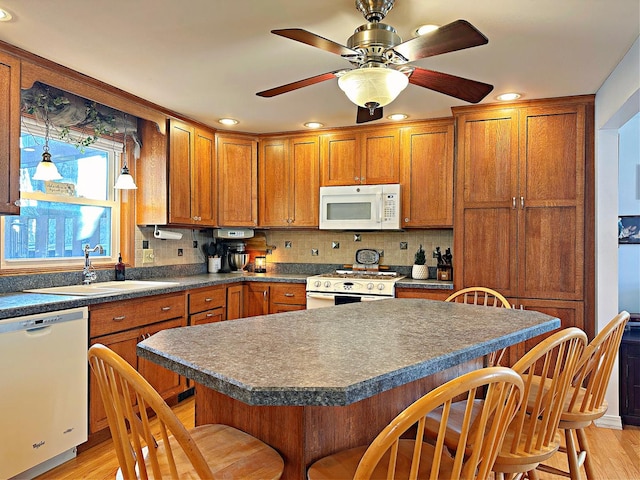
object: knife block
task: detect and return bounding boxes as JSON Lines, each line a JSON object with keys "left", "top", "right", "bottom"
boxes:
{"left": 437, "top": 265, "right": 453, "bottom": 281}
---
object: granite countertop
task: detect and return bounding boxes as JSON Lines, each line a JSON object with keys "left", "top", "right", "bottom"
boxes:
{"left": 0, "top": 271, "right": 451, "bottom": 320}
{"left": 137, "top": 298, "right": 559, "bottom": 407}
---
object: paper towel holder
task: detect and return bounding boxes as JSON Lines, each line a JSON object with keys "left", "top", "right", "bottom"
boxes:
{"left": 154, "top": 225, "right": 183, "bottom": 240}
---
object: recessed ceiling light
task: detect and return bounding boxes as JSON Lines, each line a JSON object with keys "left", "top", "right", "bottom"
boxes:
{"left": 304, "top": 122, "right": 324, "bottom": 129}
{"left": 218, "top": 118, "right": 238, "bottom": 126}
{"left": 387, "top": 113, "right": 408, "bottom": 121}
{"left": 0, "top": 8, "right": 12, "bottom": 21}
{"left": 496, "top": 93, "right": 522, "bottom": 101}
{"left": 414, "top": 24, "right": 439, "bottom": 36}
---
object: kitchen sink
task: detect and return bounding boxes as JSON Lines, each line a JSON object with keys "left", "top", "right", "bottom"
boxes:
{"left": 24, "top": 280, "right": 181, "bottom": 296}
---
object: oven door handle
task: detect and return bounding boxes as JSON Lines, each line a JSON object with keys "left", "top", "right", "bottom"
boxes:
{"left": 306, "top": 293, "right": 336, "bottom": 300}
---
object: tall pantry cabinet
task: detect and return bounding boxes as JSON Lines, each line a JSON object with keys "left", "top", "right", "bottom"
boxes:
{"left": 452, "top": 96, "right": 595, "bottom": 360}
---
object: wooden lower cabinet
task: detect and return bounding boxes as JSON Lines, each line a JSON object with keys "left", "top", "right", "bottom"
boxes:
{"left": 244, "top": 282, "right": 307, "bottom": 317}
{"left": 270, "top": 283, "right": 306, "bottom": 314}
{"left": 88, "top": 292, "right": 187, "bottom": 435}
{"left": 395, "top": 287, "right": 452, "bottom": 301}
{"left": 501, "top": 298, "right": 584, "bottom": 366}
{"left": 226, "top": 284, "right": 244, "bottom": 320}
{"left": 244, "top": 283, "right": 270, "bottom": 317}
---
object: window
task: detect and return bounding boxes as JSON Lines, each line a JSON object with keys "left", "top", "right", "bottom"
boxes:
{"left": 1, "top": 118, "right": 121, "bottom": 269}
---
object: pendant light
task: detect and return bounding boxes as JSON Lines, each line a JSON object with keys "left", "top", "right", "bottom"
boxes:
{"left": 114, "top": 115, "right": 137, "bottom": 190}
{"left": 32, "top": 113, "right": 62, "bottom": 181}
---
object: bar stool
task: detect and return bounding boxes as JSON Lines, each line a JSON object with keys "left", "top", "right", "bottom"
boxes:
{"left": 308, "top": 366, "right": 524, "bottom": 479}
{"left": 88, "top": 343, "right": 284, "bottom": 480}
{"left": 537, "top": 311, "right": 630, "bottom": 479}
{"left": 424, "top": 327, "right": 587, "bottom": 480}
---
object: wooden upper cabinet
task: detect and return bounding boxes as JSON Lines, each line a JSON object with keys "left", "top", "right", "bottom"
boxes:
{"left": 0, "top": 51, "right": 21, "bottom": 215}
{"left": 360, "top": 127, "right": 400, "bottom": 185}
{"left": 137, "top": 119, "right": 216, "bottom": 227}
{"left": 192, "top": 127, "right": 216, "bottom": 225}
{"left": 517, "top": 104, "right": 585, "bottom": 300}
{"left": 320, "top": 132, "right": 360, "bottom": 186}
{"left": 454, "top": 109, "right": 519, "bottom": 297}
{"left": 453, "top": 98, "right": 591, "bottom": 302}
{"left": 259, "top": 135, "right": 319, "bottom": 227}
{"left": 217, "top": 133, "right": 258, "bottom": 227}
{"left": 320, "top": 128, "right": 400, "bottom": 186}
{"left": 399, "top": 120, "right": 454, "bottom": 228}
{"left": 167, "top": 119, "right": 194, "bottom": 225}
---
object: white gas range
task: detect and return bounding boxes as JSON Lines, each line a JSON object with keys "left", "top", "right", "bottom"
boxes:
{"left": 305, "top": 270, "right": 405, "bottom": 309}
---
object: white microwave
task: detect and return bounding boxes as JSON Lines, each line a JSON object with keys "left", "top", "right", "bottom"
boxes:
{"left": 319, "top": 184, "right": 401, "bottom": 230}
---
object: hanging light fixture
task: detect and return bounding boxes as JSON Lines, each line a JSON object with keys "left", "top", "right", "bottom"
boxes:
{"left": 32, "top": 113, "right": 62, "bottom": 181}
{"left": 114, "top": 115, "right": 137, "bottom": 190}
{"left": 338, "top": 65, "right": 409, "bottom": 113}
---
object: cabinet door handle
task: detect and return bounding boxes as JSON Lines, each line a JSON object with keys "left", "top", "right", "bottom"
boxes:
{"left": 205, "top": 298, "right": 212, "bottom": 302}
{"left": 161, "top": 306, "right": 171, "bottom": 311}
{"left": 284, "top": 293, "right": 294, "bottom": 297}
{"left": 113, "top": 315, "right": 126, "bottom": 321}
{"left": 512, "top": 197, "right": 516, "bottom": 209}
{"left": 263, "top": 290, "right": 267, "bottom": 298}
{"left": 206, "top": 313, "right": 214, "bottom": 317}
{"left": 520, "top": 196, "right": 525, "bottom": 208}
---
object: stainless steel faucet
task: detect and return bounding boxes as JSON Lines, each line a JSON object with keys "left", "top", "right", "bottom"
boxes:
{"left": 83, "top": 244, "right": 104, "bottom": 284}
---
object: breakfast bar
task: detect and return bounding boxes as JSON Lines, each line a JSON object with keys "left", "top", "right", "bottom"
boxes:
{"left": 138, "top": 298, "right": 560, "bottom": 479}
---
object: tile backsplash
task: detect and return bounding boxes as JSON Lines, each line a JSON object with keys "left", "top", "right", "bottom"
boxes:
{"left": 134, "top": 226, "right": 453, "bottom": 270}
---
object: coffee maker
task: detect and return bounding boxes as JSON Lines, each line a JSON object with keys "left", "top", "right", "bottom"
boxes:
{"left": 213, "top": 228, "right": 254, "bottom": 273}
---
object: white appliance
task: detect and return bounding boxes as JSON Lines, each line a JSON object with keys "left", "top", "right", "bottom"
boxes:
{"left": 0, "top": 307, "right": 88, "bottom": 479}
{"left": 306, "top": 271, "right": 404, "bottom": 309}
{"left": 319, "top": 184, "right": 401, "bottom": 230}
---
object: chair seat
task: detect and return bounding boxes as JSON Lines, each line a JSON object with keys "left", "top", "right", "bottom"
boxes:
{"left": 307, "top": 439, "right": 456, "bottom": 480}
{"left": 529, "top": 376, "right": 609, "bottom": 426}
{"left": 146, "top": 424, "right": 284, "bottom": 480}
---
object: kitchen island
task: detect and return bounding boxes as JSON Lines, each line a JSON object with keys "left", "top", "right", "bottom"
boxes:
{"left": 138, "top": 298, "right": 559, "bottom": 479}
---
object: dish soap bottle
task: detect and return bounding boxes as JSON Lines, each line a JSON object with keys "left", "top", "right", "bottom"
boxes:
{"left": 115, "top": 253, "right": 126, "bottom": 281}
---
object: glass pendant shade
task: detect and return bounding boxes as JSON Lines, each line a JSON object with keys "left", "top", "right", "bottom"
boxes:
{"left": 338, "top": 67, "right": 409, "bottom": 108}
{"left": 114, "top": 165, "right": 137, "bottom": 190}
{"left": 33, "top": 151, "right": 62, "bottom": 181}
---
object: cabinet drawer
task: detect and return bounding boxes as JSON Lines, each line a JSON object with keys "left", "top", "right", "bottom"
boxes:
{"left": 270, "top": 283, "right": 306, "bottom": 306}
{"left": 90, "top": 292, "right": 186, "bottom": 338}
{"left": 190, "top": 307, "right": 225, "bottom": 325}
{"left": 189, "top": 286, "right": 226, "bottom": 314}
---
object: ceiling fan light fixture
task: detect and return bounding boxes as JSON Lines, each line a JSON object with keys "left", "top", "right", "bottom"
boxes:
{"left": 338, "top": 67, "right": 408, "bottom": 109}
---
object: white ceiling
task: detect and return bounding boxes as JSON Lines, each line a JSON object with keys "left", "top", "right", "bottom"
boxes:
{"left": 0, "top": 0, "right": 638, "bottom": 134}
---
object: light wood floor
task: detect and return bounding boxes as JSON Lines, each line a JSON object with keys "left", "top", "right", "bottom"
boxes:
{"left": 36, "top": 397, "right": 640, "bottom": 480}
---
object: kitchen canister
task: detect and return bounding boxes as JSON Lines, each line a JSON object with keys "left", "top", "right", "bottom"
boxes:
{"left": 208, "top": 256, "right": 221, "bottom": 273}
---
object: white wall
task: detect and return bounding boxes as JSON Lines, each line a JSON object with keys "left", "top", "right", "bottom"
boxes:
{"left": 618, "top": 113, "right": 640, "bottom": 313}
{"left": 595, "top": 35, "right": 640, "bottom": 428}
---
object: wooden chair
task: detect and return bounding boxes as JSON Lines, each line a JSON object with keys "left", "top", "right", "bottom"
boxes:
{"left": 537, "top": 311, "right": 630, "bottom": 480}
{"left": 88, "top": 343, "right": 284, "bottom": 480}
{"left": 424, "top": 327, "right": 587, "bottom": 480}
{"left": 307, "top": 366, "right": 524, "bottom": 480}
{"left": 445, "top": 287, "right": 512, "bottom": 366}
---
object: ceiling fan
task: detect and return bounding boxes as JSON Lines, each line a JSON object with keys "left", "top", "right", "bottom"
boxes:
{"left": 256, "top": 0, "right": 494, "bottom": 124}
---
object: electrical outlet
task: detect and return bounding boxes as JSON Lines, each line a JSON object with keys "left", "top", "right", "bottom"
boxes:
{"left": 178, "top": 248, "right": 183, "bottom": 256}
{"left": 193, "top": 240, "right": 198, "bottom": 248}
{"left": 142, "top": 249, "right": 155, "bottom": 264}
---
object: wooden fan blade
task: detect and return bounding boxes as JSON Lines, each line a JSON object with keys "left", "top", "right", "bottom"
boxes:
{"left": 257, "top": 71, "right": 342, "bottom": 97}
{"left": 390, "top": 20, "right": 488, "bottom": 62}
{"left": 356, "top": 106, "right": 383, "bottom": 124}
{"left": 272, "top": 28, "right": 359, "bottom": 57}
{"left": 409, "top": 67, "right": 493, "bottom": 103}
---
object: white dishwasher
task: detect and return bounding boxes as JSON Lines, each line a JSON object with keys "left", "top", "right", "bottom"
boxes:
{"left": 0, "top": 307, "right": 88, "bottom": 479}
